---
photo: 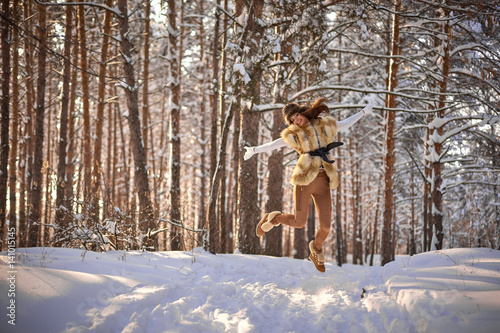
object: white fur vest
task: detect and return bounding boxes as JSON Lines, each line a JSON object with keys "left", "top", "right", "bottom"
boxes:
{"left": 281, "top": 116, "right": 339, "bottom": 189}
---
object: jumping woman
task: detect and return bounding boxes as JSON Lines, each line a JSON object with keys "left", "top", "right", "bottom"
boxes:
{"left": 244, "top": 98, "right": 372, "bottom": 272}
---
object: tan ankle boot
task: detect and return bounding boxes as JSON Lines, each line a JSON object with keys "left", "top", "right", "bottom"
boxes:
{"left": 256, "top": 211, "right": 281, "bottom": 237}
{"left": 309, "top": 240, "right": 325, "bottom": 272}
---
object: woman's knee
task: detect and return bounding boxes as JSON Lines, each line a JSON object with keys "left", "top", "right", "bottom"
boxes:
{"left": 319, "top": 222, "right": 330, "bottom": 233}
{"left": 294, "top": 211, "right": 308, "bottom": 228}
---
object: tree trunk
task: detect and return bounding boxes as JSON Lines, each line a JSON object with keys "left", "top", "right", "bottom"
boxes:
{"left": 167, "top": 0, "right": 183, "bottom": 251}
{"left": 197, "top": 0, "right": 207, "bottom": 247}
{"left": 0, "top": 0, "right": 12, "bottom": 249}
{"left": 335, "top": 52, "right": 344, "bottom": 267}
{"left": 91, "top": 0, "right": 113, "bottom": 225}
{"left": 238, "top": 103, "right": 261, "bottom": 254}
{"left": 370, "top": 186, "right": 381, "bottom": 266}
{"left": 219, "top": 0, "right": 231, "bottom": 254}
{"left": 237, "top": 0, "right": 264, "bottom": 255}
{"left": 264, "top": 53, "right": 285, "bottom": 256}
{"left": 118, "top": 0, "right": 155, "bottom": 249}
{"left": 492, "top": 125, "right": 500, "bottom": 250}
{"left": 356, "top": 150, "right": 363, "bottom": 265}
{"left": 423, "top": 113, "right": 432, "bottom": 251}
{"left": 20, "top": 0, "right": 35, "bottom": 247}
{"left": 294, "top": 227, "right": 306, "bottom": 259}
{"left": 208, "top": 104, "right": 235, "bottom": 254}
{"left": 8, "top": 0, "right": 20, "bottom": 248}
{"left": 431, "top": 7, "right": 451, "bottom": 250}
{"left": 263, "top": 109, "right": 284, "bottom": 257}
{"left": 78, "top": 0, "right": 92, "bottom": 223}
{"left": 230, "top": 102, "right": 241, "bottom": 252}
{"left": 142, "top": 0, "right": 151, "bottom": 161}
{"left": 207, "top": 0, "right": 221, "bottom": 253}
{"left": 381, "top": 0, "right": 400, "bottom": 266}
{"left": 66, "top": 27, "right": 79, "bottom": 217}
{"left": 409, "top": 166, "right": 416, "bottom": 255}
{"left": 351, "top": 138, "right": 361, "bottom": 264}
{"left": 28, "top": 2, "right": 48, "bottom": 247}
{"left": 55, "top": 5, "right": 73, "bottom": 233}
{"left": 43, "top": 81, "right": 53, "bottom": 246}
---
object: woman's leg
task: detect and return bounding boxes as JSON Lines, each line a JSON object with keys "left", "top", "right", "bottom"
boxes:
{"left": 272, "top": 183, "right": 310, "bottom": 228}
{"left": 311, "top": 173, "right": 332, "bottom": 251}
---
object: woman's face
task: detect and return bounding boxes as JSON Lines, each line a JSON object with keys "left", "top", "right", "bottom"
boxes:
{"left": 290, "top": 113, "right": 309, "bottom": 127}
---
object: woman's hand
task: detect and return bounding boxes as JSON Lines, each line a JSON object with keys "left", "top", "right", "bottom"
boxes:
{"left": 244, "top": 146, "right": 255, "bottom": 160}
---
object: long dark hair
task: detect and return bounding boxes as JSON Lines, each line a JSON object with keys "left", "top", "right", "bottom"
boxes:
{"left": 282, "top": 98, "right": 330, "bottom": 125}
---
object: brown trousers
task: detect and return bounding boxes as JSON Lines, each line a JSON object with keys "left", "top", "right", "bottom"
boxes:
{"left": 274, "top": 169, "right": 331, "bottom": 251}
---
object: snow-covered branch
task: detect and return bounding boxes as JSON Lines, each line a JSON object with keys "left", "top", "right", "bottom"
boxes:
{"left": 290, "top": 85, "right": 456, "bottom": 104}
{"left": 431, "top": 121, "right": 480, "bottom": 145}
{"left": 450, "top": 68, "right": 500, "bottom": 96}
{"left": 33, "top": 0, "right": 122, "bottom": 17}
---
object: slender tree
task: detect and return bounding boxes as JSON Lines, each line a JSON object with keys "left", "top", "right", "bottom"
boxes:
{"left": 197, "top": 0, "right": 207, "bottom": 247}
{"left": 264, "top": 34, "right": 286, "bottom": 257}
{"left": 78, "top": 0, "right": 92, "bottom": 222}
{"left": 55, "top": 5, "right": 74, "bottom": 232}
{"left": 207, "top": 0, "right": 221, "bottom": 253}
{"left": 28, "top": 2, "right": 48, "bottom": 247}
{"left": 66, "top": 26, "right": 79, "bottom": 218}
{"left": 117, "top": 0, "right": 155, "bottom": 249}
{"left": 168, "top": 0, "right": 183, "bottom": 251}
{"left": 430, "top": 6, "right": 451, "bottom": 250}
{"left": 219, "top": 0, "right": 230, "bottom": 253}
{"left": 142, "top": 0, "right": 151, "bottom": 159}
{"left": 237, "top": 0, "right": 264, "bottom": 255}
{"left": 19, "top": 0, "right": 35, "bottom": 247}
{"left": 381, "top": 0, "right": 400, "bottom": 266}
{"left": 9, "top": 0, "right": 21, "bottom": 247}
{"left": 0, "top": 0, "right": 12, "bottom": 249}
{"left": 91, "top": 0, "right": 113, "bottom": 225}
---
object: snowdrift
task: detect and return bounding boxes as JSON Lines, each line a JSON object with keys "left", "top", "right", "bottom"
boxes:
{"left": 1, "top": 247, "right": 499, "bottom": 332}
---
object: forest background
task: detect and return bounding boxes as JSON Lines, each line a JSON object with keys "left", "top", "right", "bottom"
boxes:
{"left": 0, "top": 0, "right": 498, "bottom": 267}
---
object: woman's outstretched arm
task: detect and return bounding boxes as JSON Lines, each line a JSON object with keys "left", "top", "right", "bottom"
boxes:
{"left": 337, "top": 102, "right": 373, "bottom": 131}
{"left": 244, "top": 138, "right": 287, "bottom": 160}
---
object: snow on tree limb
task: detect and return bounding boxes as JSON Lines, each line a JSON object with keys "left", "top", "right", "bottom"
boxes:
{"left": 33, "top": 0, "right": 122, "bottom": 17}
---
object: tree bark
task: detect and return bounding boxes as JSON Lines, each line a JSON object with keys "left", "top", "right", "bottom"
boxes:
{"left": 20, "top": 0, "right": 35, "bottom": 247}
{"left": 431, "top": 7, "right": 451, "bottom": 250}
{"left": 55, "top": 5, "right": 74, "bottom": 232}
{"left": 43, "top": 81, "right": 53, "bottom": 246}
{"left": 207, "top": 0, "right": 221, "bottom": 253}
{"left": 142, "top": 0, "right": 151, "bottom": 161}
{"left": 8, "top": 0, "right": 20, "bottom": 248}
{"left": 381, "top": 0, "right": 400, "bottom": 266}
{"left": 237, "top": 0, "right": 264, "bottom": 255}
{"left": 409, "top": 166, "right": 416, "bottom": 255}
{"left": 370, "top": 186, "right": 381, "bottom": 266}
{"left": 91, "top": 0, "right": 113, "bottom": 225}
{"left": 78, "top": 0, "right": 92, "bottom": 222}
{"left": 0, "top": 0, "right": 12, "bottom": 249}
{"left": 118, "top": 0, "right": 155, "bottom": 249}
{"left": 167, "top": 0, "right": 183, "bottom": 251}
{"left": 335, "top": 43, "right": 344, "bottom": 267}
{"left": 28, "top": 2, "right": 48, "bottom": 247}
{"left": 351, "top": 138, "right": 361, "bottom": 264}
{"left": 230, "top": 102, "right": 241, "bottom": 252}
{"left": 263, "top": 108, "right": 285, "bottom": 257}
{"left": 197, "top": 0, "right": 207, "bottom": 248}
{"left": 208, "top": 104, "right": 235, "bottom": 254}
{"left": 423, "top": 114, "right": 432, "bottom": 251}
{"left": 66, "top": 27, "right": 79, "bottom": 217}
{"left": 219, "top": 0, "right": 230, "bottom": 254}
{"left": 264, "top": 44, "right": 285, "bottom": 257}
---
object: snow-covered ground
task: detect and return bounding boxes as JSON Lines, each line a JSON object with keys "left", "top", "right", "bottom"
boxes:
{"left": 1, "top": 247, "right": 499, "bottom": 333}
